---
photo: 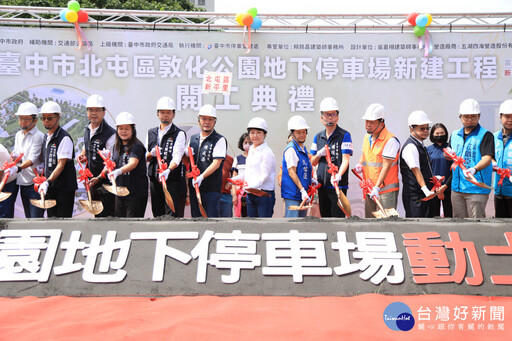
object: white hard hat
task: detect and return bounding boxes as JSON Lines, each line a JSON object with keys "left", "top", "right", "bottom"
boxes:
{"left": 319, "top": 97, "right": 339, "bottom": 112}
{"left": 499, "top": 99, "right": 512, "bottom": 115}
{"left": 115, "top": 112, "right": 135, "bottom": 126}
{"left": 156, "top": 97, "right": 176, "bottom": 111}
{"left": 408, "top": 110, "right": 432, "bottom": 127}
{"left": 288, "top": 115, "right": 310, "bottom": 131}
{"left": 247, "top": 117, "right": 267, "bottom": 132}
{"left": 15, "top": 102, "right": 38, "bottom": 116}
{"left": 459, "top": 98, "right": 480, "bottom": 115}
{"left": 198, "top": 104, "right": 217, "bottom": 118}
{"left": 361, "top": 103, "right": 386, "bottom": 120}
{"left": 86, "top": 94, "right": 105, "bottom": 108}
{"left": 40, "top": 101, "right": 62, "bottom": 115}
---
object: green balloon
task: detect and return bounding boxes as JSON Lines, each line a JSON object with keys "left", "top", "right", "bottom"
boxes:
{"left": 68, "top": 0, "right": 80, "bottom": 12}
{"left": 247, "top": 7, "right": 257, "bottom": 18}
{"left": 414, "top": 25, "right": 426, "bottom": 37}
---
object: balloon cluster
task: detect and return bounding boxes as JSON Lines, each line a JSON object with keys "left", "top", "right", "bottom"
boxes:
{"left": 60, "top": 1, "right": 88, "bottom": 23}
{"left": 407, "top": 12, "right": 432, "bottom": 37}
{"left": 235, "top": 8, "right": 262, "bottom": 30}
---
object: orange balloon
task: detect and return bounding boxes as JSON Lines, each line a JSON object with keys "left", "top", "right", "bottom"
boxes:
{"left": 242, "top": 13, "right": 253, "bottom": 27}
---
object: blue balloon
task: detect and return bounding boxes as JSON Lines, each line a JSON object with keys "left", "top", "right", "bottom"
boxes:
{"left": 251, "top": 17, "right": 262, "bottom": 30}
{"left": 60, "top": 9, "right": 69, "bottom": 22}
{"left": 415, "top": 14, "right": 428, "bottom": 28}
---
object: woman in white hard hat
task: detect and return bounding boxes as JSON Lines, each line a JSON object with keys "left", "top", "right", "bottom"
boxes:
{"left": 282, "top": 115, "right": 313, "bottom": 218}
{"left": 108, "top": 112, "right": 148, "bottom": 217}
{"left": 233, "top": 117, "right": 276, "bottom": 217}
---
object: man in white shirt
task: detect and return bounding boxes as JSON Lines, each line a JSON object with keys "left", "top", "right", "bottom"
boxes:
{"left": 234, "top": 117, "right": 276, "bottom": 217}
{"left": 187, "top": 104, "right": 226, "bottom": 217}
{"left": 39, "top": 101, "right": 77, "bottom": 218}
{"left": 146, "top": 97, "right": 187, "bottom": 217}
{"left": 399, "top": 111, "right": 435, "bottom": 217}
{"left": 78, "top": 94, "right": 116, "bottom": 217}
{"left": 12, "top": 102, "right": 45, "bottom": 218}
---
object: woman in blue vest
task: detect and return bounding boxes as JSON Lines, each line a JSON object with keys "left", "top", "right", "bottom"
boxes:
{"left": 427, "top": 123, "right": 453, "bottom": 217}
{"left": 493, "top": 100, "right": 512, "bottom": 217}
{"left": 108, "top": 112, "right": 148, "bottom": 217}
{"left": 282, "top": 115, "right": 312, "bottom": 218}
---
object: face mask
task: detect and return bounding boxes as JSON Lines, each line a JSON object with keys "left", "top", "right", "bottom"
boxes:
{"left": 243, "top": 143, "right": 251, "bottom": 151}
{"left": 433, "top": 135, "right": 447, "bottom": 143}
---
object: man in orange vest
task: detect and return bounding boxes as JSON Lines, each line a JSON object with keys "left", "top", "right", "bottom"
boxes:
{"left": 354, "top": 103, "right": 400, "bottom": 218}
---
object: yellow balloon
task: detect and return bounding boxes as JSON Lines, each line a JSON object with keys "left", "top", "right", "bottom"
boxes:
{"left": 426, "top": 13, "right": 433, "bottom": 26}
{"left": 235, "top": 13, "right": 244, "bottom": 26}
{"left": 65, "top": 10, "right": 78, "bottom": 23}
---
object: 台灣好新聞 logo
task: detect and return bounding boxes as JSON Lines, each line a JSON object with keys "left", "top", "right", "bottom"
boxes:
{"left": 383, "top": 302, "right": 415, "bottom": 331}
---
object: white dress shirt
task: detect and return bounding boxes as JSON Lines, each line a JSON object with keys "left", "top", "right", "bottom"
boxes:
{"left": 402, "top": 135, "right": 423, "bottom": 169}
{"left": 242, "top": 141, "right": 276, "bottom": 191}
{"left": 14, "top": 126, "right": 44, "bottom": 185}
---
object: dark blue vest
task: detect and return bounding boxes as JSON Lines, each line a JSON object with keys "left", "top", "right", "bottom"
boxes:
{"left": 43, "top": 126, "right": 77, "bottom": 194}
{"left": 147, "top": 124, "right": 185, "bottom": 181}
{"left": 314, "top": 126, "right": 350, "bottom": 189}
{"left": 189, "top": 130, "right": 225, "bottom": 192}
{"left": 399, "top": 136, "right": 433, "bottom": 193}
{"left": 84, "top": 120, "right": 115, "bottom": 177}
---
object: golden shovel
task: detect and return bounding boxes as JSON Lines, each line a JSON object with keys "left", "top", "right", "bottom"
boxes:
{"left": 30, "top": 192, "right": 56, "bottom": 209}
{"left": 77, "top": 158, "right": 104, "bottom": 215}
{"left": 103, "top": 175, "right": 130, "bottom": 197}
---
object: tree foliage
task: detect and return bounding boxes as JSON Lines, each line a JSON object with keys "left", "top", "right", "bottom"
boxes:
{"left": 2, "top": 0, "right": 203, "bottom": 12}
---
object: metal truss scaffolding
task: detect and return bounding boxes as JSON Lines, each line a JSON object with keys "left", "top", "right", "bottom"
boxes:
{"left": 1, "top": 6, "right": 511, "bottom": 33}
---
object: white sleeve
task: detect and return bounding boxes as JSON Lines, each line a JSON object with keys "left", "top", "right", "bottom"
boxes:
{"left": 106, "top": 134, "right": 116, "bottom": 153}
{"left": 284, "top": 148, "right": 299, "bottom": 169}
{"left": 258, "top": 148, "right": 275, "bottom": 184}
{"left": 212, "top": 137, "right": 227, "bottom": 159}
{"left": 170, "top": 131, "right": 186, "bottom": 166}
{"left": 382, "top": 137, "right": 400, "bottom": 160}
{"left": 402, "top": 144, "right": 420, "bottom": 169}
{"left": 27, "top": 133, "right": 44, "bottom": 164}
{"left": 57, "top": 136, "right": 74, "bottom": 160}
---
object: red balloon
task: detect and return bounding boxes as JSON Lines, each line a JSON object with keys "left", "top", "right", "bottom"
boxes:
{"left": 407, "top": 12, "right": 418, "bottom": 26}
{"left": 77, "top": 10, "right": 88, "bottom": 23}
{"left": 242, "top": 13, "right": 253, "bottom": 27}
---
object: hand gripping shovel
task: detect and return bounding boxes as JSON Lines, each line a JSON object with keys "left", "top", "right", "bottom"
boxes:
{"left": 418, "top": 176, "right": 447, "bottom": 202}
{"left": 228, "top": 178, "right": 246, "bottom": 217}
{"left": 228, "top": 178, "right": 270, "bottom": 198}
{"left": 155, "top": 146, "right": 175, "bottom": 212}
{"left": 186, "top": 146, "right": 207, "bottom": 218}
{"left": 98, "top": 149, "right": 130, "bottom": 197}
{"left": 324, "top": 144, "right": 351, "bottom": 217}
{"left": 77, "top": 157, "right": 103, "bottom": 215}
{"left": 493, "top": 165, "right": 512, "bottom": 187}
{"left": 288, "top": 183, "right": 321, "bottom": 211}
{"left": 351, "top": 168, "right": 399, "bottom": 218}
{"left": 0, "top": 152, "right": 24, "bottom": 202}
{"left": 30, "top": 168, "right": 56, "bottom": 209}
{"left": 443, "top": 148, "right": 492, "bottom": 190}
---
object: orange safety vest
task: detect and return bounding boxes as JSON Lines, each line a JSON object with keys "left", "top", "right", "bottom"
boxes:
{"left": 361, "top": 126, "right": 400, "bottom": 194}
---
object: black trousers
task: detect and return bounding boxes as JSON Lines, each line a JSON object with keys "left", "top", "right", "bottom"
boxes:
{"left": 318, "top": 186, "right": 347, "bottom": 218}
{"left": 90, "top": 184, "right": 115, "bottom": 218}
{"left": 150, "top": 178, "right": 186, "bottom": 218}
{"left": 115, "top": 195, "right": 148, "bottom": 218}
{"left": 430, "top": 189, "right": 452, "bottom": 217}
{"left": 402, "top": 189, "right": 432, "bottom": 218}
{"left": 47, "top": 190, "right": 75, "bottom": 218}
{"left": 495, "top": 196, "right": 512, "bottom": 218}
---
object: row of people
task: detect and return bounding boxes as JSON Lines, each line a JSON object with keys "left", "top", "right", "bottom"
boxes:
{"left": 0, "top": 95, "right": 510, "bottom": 219}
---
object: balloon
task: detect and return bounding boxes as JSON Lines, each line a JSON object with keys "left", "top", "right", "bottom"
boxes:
{"left": 414, "top": 25, "right": 426, "bottom": 37}
{"left": 416, "top": 14, "right": 428, "bottom": 28}
{"left": 242, "top": 13, "right": 253, "bottom": 27}
{"left": 251, "top": 16, "right": 262, "bottom": 30}
{"left": 247, "top": 7, "right": 257, "bottom": 18}
{"left": 68, "top": 0, "right": 80, "bottom": 12}
{"left": 77, "top": 10, "right": 88, "bottom": 23}
{"left": 65, "top": 10, "right": 78, "bottom": 23}
{"left": 235, "top": 13, "right": 244, "bottom": 26}
{"left": 407, "top": 12, "right": 418, "bottom": 26}
{"left": 426, "top": 13, "right": 433, "bottom": 26}
{"left": 60, "top": 9, "right": 69, "bottom": 22}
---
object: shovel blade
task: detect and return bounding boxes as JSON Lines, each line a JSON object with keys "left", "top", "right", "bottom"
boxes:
{"left": 465, "top": 175, "right": 492, "bottom": 190}
{"left": 244, "top": 188, "right": 271, "bottom": 197}
{"left": 103, "top": 184, "right": 130, "bottom": 197}
{"left": 30, "top": 198, "right": 57, "bottom": 209}
{"left": 0, "top": 192, "right": 12, "bottom": 202}
{"left": 336, "top": 190, "right": 352, "bottom": 217}
{"left": 79, "top": 199, "right": 104, "bottom": 215}
{"left": 288, "top": 205, "right": 313, "bottom": 211}
{"left": 162, "top": 182, "right": 175, "bottom": 213}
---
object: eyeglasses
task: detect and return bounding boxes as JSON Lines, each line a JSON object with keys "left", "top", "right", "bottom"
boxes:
{"left": 321, "top": 113, "right": 338, "bottom": 118}
{"left": 415, "top": 126, "right": 431, "bottom": 132}
{"left": 18, "top": 117, "right": 33, "bottom": 122}
{"left": 87, "top": 108, "right": 105, "bottom": 113}
{"left": 41, "top": 116, "right": 57, "bottom": 121}
{"left": 460, "top": 115, "right": 479, "bottom": 121}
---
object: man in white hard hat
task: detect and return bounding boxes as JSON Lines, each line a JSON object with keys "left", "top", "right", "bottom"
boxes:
{"left": 282, "top": 115, "right": 312, "bottom": 218}
{"left": 354, "top": 103, "right": 400, "bottom": 218}
{"left": 78, "top": 94, "right": 116, "bottom": 217}
{"left": 146, "top": 96, "right": 187, "bottom": 218}
{"left": 187, "top": 104, "right": 227, "bottom": 217}
{"left": 493, "top": 99, "right": 512, "bottom": 217}
{"left": 310, "top": 97, "right": 353, "bottom": 217}
{"left": 399, "top": 111, "right": 435, "bottom": 217}
{"left": 39, "top": 101, "right": 77, "bottom": 217}
{"left": 12, "top": 102, "right": 45, "bottom": 218}
{"left": 445, "top": 98, "right": 494, "bottom": 218}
